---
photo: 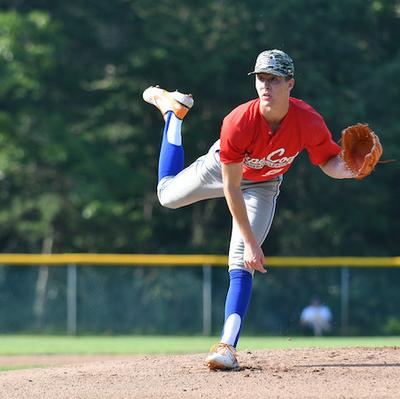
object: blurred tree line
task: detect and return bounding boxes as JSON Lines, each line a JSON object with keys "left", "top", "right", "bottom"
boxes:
{"left": 0, "top": 0, "right": 399, "bottom": 335}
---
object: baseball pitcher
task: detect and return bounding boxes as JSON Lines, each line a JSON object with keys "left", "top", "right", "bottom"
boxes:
{"left": 143, "top": 49, "right": 382, "bottom": 370}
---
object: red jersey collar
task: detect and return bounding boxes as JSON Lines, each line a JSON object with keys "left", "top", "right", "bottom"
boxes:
{"left": 257, "top": 98, "right": 293, "bottom": 135}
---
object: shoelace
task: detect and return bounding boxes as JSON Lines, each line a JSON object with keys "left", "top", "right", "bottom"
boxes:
{"left": 210, "top": 343, "right": 237, "bottom": 356}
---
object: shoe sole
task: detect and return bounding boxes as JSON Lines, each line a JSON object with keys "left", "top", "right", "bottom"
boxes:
{"left": 143, "top": 87, "right": 194, "bottom": 109}
{"left": 205, "top": 357, "right": 239, "bottom": 371}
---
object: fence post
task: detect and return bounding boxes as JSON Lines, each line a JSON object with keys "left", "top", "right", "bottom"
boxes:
{"left": 340, "top": 266, "right": 349, "bottom": 335}
{"left": 67, "top": 264, "right": 77, "bottom": 335}
{"left": 202, "top": 264, "right": 212, "bottom": 336}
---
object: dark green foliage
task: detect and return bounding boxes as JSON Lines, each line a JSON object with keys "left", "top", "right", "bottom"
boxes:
{"left": 0, "top": 0, "right": 398, "bottom": 335}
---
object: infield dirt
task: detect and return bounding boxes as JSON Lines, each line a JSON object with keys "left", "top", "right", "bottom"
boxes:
{"left": 0, "top": 347, "right": 399, "bottom": 398}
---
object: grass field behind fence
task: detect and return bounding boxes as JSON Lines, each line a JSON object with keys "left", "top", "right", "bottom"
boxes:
{"left": 0, "top": 335, "right": 399, "bottom": 355}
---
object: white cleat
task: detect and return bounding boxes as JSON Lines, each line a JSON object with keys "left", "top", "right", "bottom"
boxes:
{"left": 205, "top": 343, "right": 240, "bottom": 370}
{"left": 143, "top": 86, "right": 194, "bottom": 120}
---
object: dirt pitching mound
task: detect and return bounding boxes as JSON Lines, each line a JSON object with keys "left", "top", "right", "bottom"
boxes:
{"left": 0, "top": 347, "right": 399, "bottom": 398}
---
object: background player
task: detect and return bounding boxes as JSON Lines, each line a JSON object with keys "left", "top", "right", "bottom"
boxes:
{"left": 143, "top": 49, "right": 354, "bottom": 370}
{"left": 300, "top": 296, "right": 333, "bottom": 336}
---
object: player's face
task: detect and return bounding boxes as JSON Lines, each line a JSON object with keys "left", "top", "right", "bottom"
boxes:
{"left": 255, "top": 73, "right": 294, "bottom": 111}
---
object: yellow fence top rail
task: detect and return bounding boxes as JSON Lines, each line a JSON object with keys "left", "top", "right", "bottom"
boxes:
{"left": 0, "top": 254, "right": 399, "bottom": 267}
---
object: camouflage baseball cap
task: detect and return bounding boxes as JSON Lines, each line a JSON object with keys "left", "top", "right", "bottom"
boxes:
{"left": 248, "top": 49, "right": 294, "bottom": 78}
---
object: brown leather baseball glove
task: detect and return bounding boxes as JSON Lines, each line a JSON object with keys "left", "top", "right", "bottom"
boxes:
{"left": 341, "top": 123, "right": 383, "bottom": 180}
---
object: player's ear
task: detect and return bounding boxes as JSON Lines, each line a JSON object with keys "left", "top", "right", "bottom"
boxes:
{"left": 287, "top": 78, "right": 295, "bottom": 91}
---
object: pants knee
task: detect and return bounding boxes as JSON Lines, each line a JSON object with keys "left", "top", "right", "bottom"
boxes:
{"left": 158, "top": 193, "right": 180, "bottom": 209}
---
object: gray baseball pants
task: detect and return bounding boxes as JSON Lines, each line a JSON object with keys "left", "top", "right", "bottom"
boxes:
{"left": 157, "top": 140, "right": 282, "bottom": 271}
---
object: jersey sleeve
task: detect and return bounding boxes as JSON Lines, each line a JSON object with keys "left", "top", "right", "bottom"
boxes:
{"left": 219, "top": 112, "right": 252, "bottom": 164}
{"left": 305, "top": 118, "right": 341, "bottom": 165}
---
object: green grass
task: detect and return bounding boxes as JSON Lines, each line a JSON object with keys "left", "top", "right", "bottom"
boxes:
{"left": 0, "top": 335, "right": 399, "bottom": 356}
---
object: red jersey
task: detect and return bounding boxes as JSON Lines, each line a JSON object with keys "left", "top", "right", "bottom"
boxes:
{"left": 219, "top": 97, "right": 341, "bottom": 181}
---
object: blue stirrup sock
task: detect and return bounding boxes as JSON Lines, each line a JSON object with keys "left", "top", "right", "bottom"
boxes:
{"left": 158, "top": 112, "right": 184, "bottom": 182}
{"left": 221, "top": 269, "right": 253, "bottom": 348}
